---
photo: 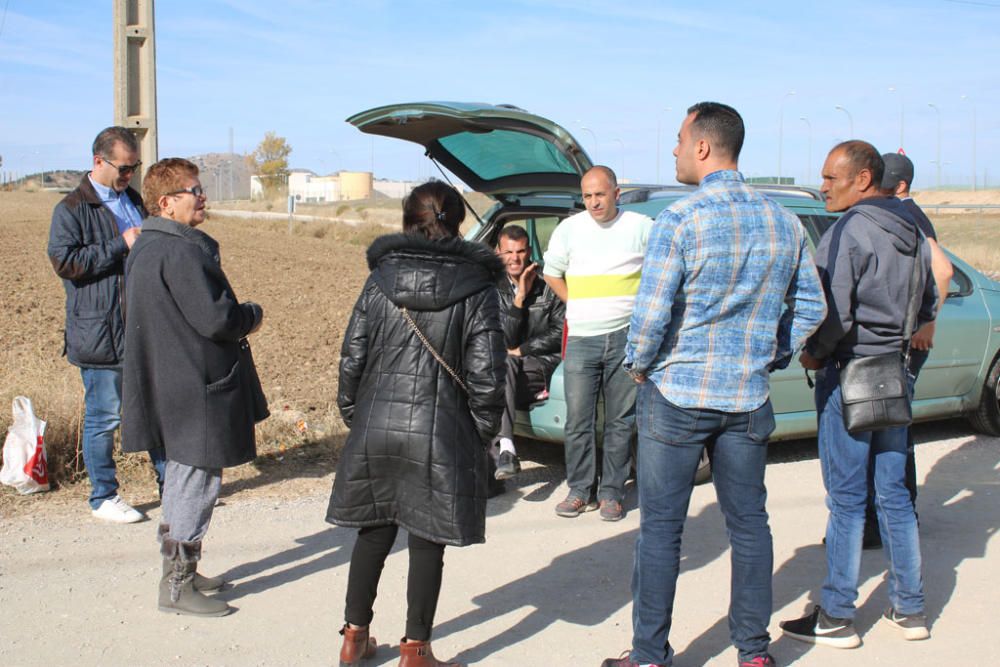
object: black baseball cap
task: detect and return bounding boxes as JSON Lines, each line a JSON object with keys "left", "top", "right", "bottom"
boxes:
{"left": 881, "top": 152, "right": 914, "bottom": 190}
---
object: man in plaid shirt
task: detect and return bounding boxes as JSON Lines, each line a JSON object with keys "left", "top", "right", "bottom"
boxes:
{"left": 603, "top": 102, "right": 826, "bottom": 667}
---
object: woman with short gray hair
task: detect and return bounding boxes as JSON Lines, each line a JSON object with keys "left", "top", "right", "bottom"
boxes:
{"left": 123, "top": 157, "right": 268, "bottom": 617}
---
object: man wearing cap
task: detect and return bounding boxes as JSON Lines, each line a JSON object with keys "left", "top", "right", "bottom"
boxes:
{"left": 857, "top": 152, "right": 954, "bottom": 542}
{"left": 48, "top": 126, "right": 166, "bottom": 523}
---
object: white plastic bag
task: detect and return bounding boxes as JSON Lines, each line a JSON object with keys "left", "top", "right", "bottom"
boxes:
{"left": 0, "top": 396, "right": 51, "bottom": 494}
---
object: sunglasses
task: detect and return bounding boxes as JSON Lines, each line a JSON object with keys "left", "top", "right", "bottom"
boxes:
{"left": 166, "top": 185, "right": 206, "bottom": 198}
{"left": 102, "top": 157, "right": 142, "bottom": 175}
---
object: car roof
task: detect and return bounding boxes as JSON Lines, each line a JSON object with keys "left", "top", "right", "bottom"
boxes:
{"left": 619, "top": 184, "right": 831, "bottom": 218}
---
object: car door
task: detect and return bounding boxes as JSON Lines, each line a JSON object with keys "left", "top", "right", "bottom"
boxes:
{"left": 911, "top": 255, "right": 991, "bottom": 405}
{"left": 767, "top": 212, "right": 837, "bottom": 439}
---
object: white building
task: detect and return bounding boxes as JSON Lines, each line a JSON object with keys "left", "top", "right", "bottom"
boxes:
{"left": 372, "top": 179, "right": 422, "bottom": 199}
{"left": 251, "top": 170, "right": 377, "bottom": 202}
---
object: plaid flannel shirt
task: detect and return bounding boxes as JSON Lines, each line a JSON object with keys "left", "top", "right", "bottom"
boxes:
{"left": 625, "top": 170, "right": 826, "bottom": 412}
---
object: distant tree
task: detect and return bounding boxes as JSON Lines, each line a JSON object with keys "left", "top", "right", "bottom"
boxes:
{"left": 252, "top": 131, "right": 292, "bottom": 197}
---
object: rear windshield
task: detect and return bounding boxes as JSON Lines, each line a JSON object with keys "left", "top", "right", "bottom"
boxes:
{"left": 439, "top": 130, "right": 578, "bottom": 181}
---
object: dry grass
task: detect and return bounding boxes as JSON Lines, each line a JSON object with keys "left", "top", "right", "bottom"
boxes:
{"left": 0, "top": 191, "right": 365, "bottom": 513}
{"left": 929, "top": 212, "right": 1000, "bottom": 278}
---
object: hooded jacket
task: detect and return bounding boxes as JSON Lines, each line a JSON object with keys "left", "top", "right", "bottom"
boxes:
{"left": 326, "top": 233, "right": 506, "bottom": 546}
{"left": 807, "top": 197, "right": 937, "bottom": 362}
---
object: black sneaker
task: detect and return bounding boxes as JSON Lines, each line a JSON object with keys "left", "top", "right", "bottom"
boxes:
{"left": 780, "top": 605, "right": 861, "bottom": 648}
{"left": 882, "top": 607, "right": 930, "bottom": 640}
{"left": 495, "top": 451, "right": 521, "bottom": 480}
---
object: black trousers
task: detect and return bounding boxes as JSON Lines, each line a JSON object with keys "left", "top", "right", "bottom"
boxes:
{"left": 498, "top": 355, "right": 548, "bottom": 441}
{"left": 865, "top": 349, "right": 926, "bottom": 528}
{"left": 344, "top": 525, "right": 446, "bottom": 641}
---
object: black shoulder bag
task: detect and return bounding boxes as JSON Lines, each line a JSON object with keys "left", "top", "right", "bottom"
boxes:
{"left": 838, "top": 237, "right": 922, "bottom": 434}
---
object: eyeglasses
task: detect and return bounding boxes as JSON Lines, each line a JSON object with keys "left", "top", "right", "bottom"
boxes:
{"left": 166, "top": 185, "right": 206, "bottom": 198}
{"left": 102, "top": 157, "right": 142, "bottom": 175}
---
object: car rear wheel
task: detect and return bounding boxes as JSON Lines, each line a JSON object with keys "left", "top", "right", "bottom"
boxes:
{"left": 630, "top": 438, "right": 712, "bottom": 485}
{"left": 967, "top": 355, "right": 1000, "bottom": 436}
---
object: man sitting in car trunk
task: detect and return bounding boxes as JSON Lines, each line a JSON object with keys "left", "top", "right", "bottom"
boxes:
{"left": 491, "top": 225, "right": 565, "bottom": 486}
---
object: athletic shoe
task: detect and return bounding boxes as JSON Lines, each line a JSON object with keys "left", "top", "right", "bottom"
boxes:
{"left": 92, "top": 495, "right": 145, "bottom": 524}
{"left": 739, "top": 655, "right": 776, "bottom": 667}
{"left": 599, "top": 499, "right": 624, "bottom": 522}
{"left": 555, "top": 495, "right": 599, "bottom": 518}
{"left": 780, "top": 605, "right": 861, "bottom": 648}
{"left": 495, "top": 451, "right": 521, "bottom": 480}
{"left": 882, "top": 607, "right": 930, "bottom": 640}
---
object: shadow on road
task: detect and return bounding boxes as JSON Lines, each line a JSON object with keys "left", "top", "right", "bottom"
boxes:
{"left": 768, "top": 432, "right": 998, "bottom": 665}
{"left": 217, "top": 526, "right": 379, "bottom": 602}
{"left": 436, "top": 502, "right": 730, "bottom": 664}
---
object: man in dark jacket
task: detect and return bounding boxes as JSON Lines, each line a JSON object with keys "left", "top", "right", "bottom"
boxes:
{"left": 782, "top": 141, "right": 937, "bottom": 648}
{"left": 852, "top": 152, "right": 956, "bottom": 549}
{"left": 47, "top": 126, "right": 165, "bottom": 523}
{"left": 493, "top": 225, "right": 566, "bottom": 480}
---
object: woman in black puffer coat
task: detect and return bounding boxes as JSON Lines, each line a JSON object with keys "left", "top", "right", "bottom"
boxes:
{"left": 327, "top": 181, "right": 505, "bottom": 667}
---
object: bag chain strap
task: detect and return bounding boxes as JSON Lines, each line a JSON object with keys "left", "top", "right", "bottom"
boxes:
{"left": 400, "top": 306, "right": 468, "bottom": 393}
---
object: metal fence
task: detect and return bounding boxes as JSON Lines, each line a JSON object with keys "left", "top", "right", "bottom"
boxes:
{"left": 923, "top": 204, "right": 1000, "bottom": 214}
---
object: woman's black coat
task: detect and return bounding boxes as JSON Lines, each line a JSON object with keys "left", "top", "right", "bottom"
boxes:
{"left": 326, "top": 233, "right": 506, "bottom": 546}
{"left": 122, "top": 216, "right": 267, "bottom": 468}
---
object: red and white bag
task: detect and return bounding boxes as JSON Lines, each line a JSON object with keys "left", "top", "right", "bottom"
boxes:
{"left": 0, "top": 396, "right": 51, "bottom": 494}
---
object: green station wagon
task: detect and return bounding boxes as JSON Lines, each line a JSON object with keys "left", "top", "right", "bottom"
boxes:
{"left": 348, "top": 102, "right": 1000, "bottom": 459}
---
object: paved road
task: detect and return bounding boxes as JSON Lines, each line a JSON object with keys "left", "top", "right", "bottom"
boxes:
{"left": 1, "top": 421, "right": 997, "bottom": 666}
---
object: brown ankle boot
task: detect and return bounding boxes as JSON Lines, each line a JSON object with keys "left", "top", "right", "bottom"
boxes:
{"left": 397, "top": 638, "right": 461, "bottom": 667}
{"left": 339, "top": 623, "right": 376, "bottom": 665}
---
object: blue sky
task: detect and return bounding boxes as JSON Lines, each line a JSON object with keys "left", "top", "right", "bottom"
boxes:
{"left": 1, "top": 0, "right": 998, "bottom": 189}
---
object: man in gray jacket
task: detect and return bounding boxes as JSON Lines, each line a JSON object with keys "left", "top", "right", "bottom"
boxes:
{"left": 47, "top": 127, "right": 166, "bottom": 523}
{"left": 781, "top": 141, "right": 937, "bottom": 649}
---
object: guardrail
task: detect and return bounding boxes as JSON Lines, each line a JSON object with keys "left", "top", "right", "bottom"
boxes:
{"left": 922, "top": 204, "right": 1000, "bottom": 214}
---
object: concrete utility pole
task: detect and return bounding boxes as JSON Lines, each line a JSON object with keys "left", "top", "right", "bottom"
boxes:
{"left": 113, "top": 0, "right": 158, "bottom": 190}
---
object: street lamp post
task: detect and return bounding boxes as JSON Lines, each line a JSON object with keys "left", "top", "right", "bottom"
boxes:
{"left": 834, "top": 105, "right": 854, "bottom": 137}
{"left": 888, "top": 86, "right": 904, "bottom": 150}
{"left": 799, "top": 116, "right": 812, "bottom": 186}
{"left": 778, "top": 90, "right": 796, "bottom": 183}
{"left": 655, "top": 107, "right": 672, "bottom": 184}
{"left": 928, "top": 103, "right": 942, "bottom": 189}
{"left": 577, "top": 123, "right": 599, "bottom": 159}
{"left": 961, "top": 95, "right": 977, "bottom": 191}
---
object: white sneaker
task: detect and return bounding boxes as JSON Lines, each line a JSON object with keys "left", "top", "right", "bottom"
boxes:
{"left": 92, "top": 495, "right": 145, "bottom": 524}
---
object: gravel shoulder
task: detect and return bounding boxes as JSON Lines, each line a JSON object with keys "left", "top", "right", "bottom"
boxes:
{"left": 1, "top": 422, "right": 997, "bottom": 666}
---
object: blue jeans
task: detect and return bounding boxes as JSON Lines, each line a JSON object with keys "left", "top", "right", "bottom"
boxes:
{"left": 815, "top": 365, "right": 924, "bottom": 618}
{"left": 562, "top": 328, "right": 636, "bottom": 502}
{"left": 80, "top": 368, "right": 166, "bottom": 509}
{"left": 631, "top": 382, "right": 774, "bottom": 665}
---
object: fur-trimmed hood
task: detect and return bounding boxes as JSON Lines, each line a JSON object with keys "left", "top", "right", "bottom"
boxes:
{"left": 366, "top": 233, "right": 505, "bottom": 311}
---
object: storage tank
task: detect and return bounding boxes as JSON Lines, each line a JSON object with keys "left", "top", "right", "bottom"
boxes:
{"left": 340, "top": 171, "right": 373, "bottom": 200}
